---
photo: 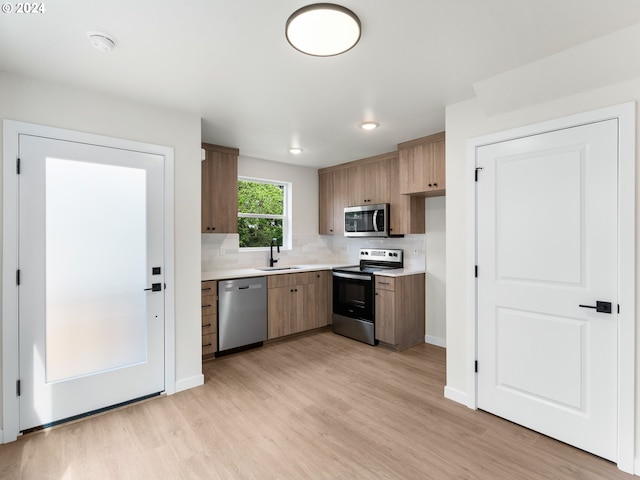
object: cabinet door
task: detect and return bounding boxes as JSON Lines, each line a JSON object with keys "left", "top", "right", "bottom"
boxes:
{"left": 389, "top": 155, "right": 425, "bottom": 235}
{"left": 318, "top": 171, "right": 334, "bottom": 235}
{"left": 366, "top": 159, "right": 389, "bottom": 205}
{"left": 375, "top": 288, "right": 396, "bottom": 344}
{"left": 332, "top": 169, "right": 349, "bottom": 235}
{"left": 202, "top": 146, "right": 238, "bottom": 233}
{"left": 348, "top": 160, "right": 389, "bottom": 205}
{"left": 268, "top": 286, "right": 295, "bottom": 339}
{"left": 430, "top": 139, "right": 445, "bottom": 193}
{"left": 348, "top": 164, "right": 368, "bottom": 205}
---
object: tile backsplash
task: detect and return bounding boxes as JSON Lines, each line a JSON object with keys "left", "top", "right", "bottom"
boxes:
{"left": 202, "top": 234, "right": 426, "bottom": 272}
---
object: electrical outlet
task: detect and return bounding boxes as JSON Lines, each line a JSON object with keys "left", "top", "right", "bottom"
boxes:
{"left": 219, "top": 246, "right": 226, "bottom": 256}
{"left": 302, "top": 244, "right": 309, "bottom": 253}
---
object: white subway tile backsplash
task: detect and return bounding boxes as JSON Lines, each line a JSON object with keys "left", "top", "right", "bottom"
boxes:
{"left": 202, "top": 234, "right": 426, "bottom": 271}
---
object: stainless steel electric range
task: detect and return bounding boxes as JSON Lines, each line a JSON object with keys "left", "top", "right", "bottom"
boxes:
{"left": 332, "top": 248, "right": 403, "bottom": 345}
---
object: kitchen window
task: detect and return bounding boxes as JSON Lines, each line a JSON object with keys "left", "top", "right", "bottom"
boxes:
{"left": 238, "top": 177, "right": 291, "bottom": 249}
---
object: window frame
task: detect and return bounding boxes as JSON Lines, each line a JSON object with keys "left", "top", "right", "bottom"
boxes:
{"left": 237, "top": 176, "right": 292, "bottom": 251}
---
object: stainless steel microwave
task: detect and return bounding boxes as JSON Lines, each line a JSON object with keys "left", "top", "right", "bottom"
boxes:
{"left": 344, "top": 204, "right": 389, "bottom": 237}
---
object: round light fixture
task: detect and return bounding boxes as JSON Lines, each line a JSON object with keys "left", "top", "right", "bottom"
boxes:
{"left": 286, "top": 4, "right": 361, "bottom": 57}
{"left": 289, "top": 147, "right": 303, "bottom": 154}
{"left": 360, "top": 121, "right": 379, "bottom": 130}
{"left": 87, "top": 31, "right": 116, "bottom": 52}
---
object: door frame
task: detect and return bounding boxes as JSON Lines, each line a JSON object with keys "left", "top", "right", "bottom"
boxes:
{"left": 465, "top": 102, "right": 635, "bottom": 473}
{"left": 2, "top": 120, "right": 176, "bottom": 443}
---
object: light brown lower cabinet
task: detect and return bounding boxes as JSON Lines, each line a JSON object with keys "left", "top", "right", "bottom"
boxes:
{"left": 201, "top": 280, "right": 217, "bottom": 357}
{"left": 375, "top": 274, "right": 425, "bottom": 350}
{"left": 267, "top": 271, "right": 331, "bottom": 339}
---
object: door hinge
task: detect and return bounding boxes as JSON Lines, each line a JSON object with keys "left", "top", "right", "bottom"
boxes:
{"left": 16, "top": 379, "right": 21, "bottom": 396}
{"left": 16, "top": 269, "right": 20, "bottom": 286}
{"left": 475, "top": 361, "right": 478, "bottom": 373}
{"left": 16, "top": 158, "right": 20, "bottom": 174}
{"left": 474, "top": 265, "right": 478, "bottom": 278}
{"left": 475, "top": 167, "right": 483, "bottom": 182}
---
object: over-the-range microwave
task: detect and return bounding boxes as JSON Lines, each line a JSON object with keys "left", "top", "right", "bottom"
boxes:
{"left": 344, "top": 203, "right": 389, "bottom": 237}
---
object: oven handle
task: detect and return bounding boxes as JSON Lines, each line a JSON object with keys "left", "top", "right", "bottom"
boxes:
{"left": 333, "top": 272, "right": 372, "bottom": 281}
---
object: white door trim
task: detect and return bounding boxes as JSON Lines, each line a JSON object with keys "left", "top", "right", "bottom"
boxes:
{"left": 465, "top": 102, "right": 635, "bottom": 474}
{"left": 2, "top": 120, "right": 176, "bottom": 443}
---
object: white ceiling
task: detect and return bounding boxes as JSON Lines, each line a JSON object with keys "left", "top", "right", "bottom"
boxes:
{"left": 2, "top": 1, "right": 640, "bottom": 168}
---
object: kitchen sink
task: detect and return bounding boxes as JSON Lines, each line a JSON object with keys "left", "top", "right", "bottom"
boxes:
{"left": 255, "top": 266, "right": 300, "bottom": 271}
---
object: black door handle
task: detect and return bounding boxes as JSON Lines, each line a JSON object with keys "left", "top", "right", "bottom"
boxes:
{"left": 579, "top": 301, "right": 612, "bottom": 314}
{"left": 144, "top": 283, "right": 162, "bottom": 292}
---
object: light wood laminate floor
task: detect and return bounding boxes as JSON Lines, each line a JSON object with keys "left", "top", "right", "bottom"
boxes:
{"left": 0, "top": 331, "right": 632, "bottom": 479}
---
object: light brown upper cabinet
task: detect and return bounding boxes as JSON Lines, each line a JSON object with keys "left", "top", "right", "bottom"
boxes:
{"left": 318, "top": 168, "right": 348, "bottom": 235}
{"left": 348, "top": 158, "right": 390, "bottom": 206}
{"left": 389, "top": 154, "right": 425, "bottom": 235}
{"left": 201, "top": 142, "right": 239, "bottom": 234}
{"left": 398, "top": 132, "right": 445, "bottom": 197}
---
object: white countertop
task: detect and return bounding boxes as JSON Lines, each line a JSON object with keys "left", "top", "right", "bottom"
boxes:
{"left": 202, "top": 263, "right": 353, "bottom": 281}
{"left": 374, "top": 268, "right": 425, "bottom": 278}
{"left": 202, "top": 264, "right": 425, "bottom": 281}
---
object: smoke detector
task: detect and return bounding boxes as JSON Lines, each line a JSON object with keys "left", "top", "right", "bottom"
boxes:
{"left": 87, "top": 31, "right": 116, "bottom": 52}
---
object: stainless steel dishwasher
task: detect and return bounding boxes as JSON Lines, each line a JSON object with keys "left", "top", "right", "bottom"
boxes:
{"left": 217, "top": 276, "right": 267, "bottom": 353}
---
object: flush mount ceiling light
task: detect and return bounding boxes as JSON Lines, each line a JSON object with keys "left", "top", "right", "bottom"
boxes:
{"left": 286, "top": 3, "right": 361, "bottom": 57}
{"left": 360, "top": 121, "right": 379, "bottom": 130}
{"left": 87, "top": 31, "right": 117, "bottom": 52}
{"left": 289, "top": 147, "right": 304, "bottom": 154}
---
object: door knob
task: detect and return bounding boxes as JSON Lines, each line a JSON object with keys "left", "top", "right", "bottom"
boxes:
{"left": 144, "top": 283, "right": 162, "bottom": 292}
{"left": 578, "top": 301, "right": 612, "bottom": 314}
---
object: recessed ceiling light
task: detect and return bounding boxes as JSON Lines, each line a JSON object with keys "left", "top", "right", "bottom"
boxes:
{"left": 87, "top": 31, "right": 116, "bottom": 52}
{"left": 286, "top": 4, "right": 361, "bottom": 57}
{"left": 360, "top": 121, "right": 379, "bottom": 130}
{"left": 289, "top": 147, "right": 303, "bottom": 154}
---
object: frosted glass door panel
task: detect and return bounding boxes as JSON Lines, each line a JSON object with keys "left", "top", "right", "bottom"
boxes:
{"left": 45, "top": 158, "right": 147, "bottom": 383}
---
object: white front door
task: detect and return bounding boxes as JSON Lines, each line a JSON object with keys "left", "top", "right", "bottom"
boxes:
{"left": 18, "top": 134, "right": 165, "bottom": 431}
{"left": 476, "top": 119, "right": 618, "bottom": 461}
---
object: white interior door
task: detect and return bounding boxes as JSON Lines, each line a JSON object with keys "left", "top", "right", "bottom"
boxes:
{"left": 18, "top": 134, "right": 165, "bottom": 431}
{"left": 476, "top": 119, "right": 618, "bottom": 461}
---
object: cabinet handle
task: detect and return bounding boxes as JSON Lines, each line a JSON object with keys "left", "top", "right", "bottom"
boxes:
{"left": 203, "top": 343, "right": 212, "bottom": 347}
{"left": 428, "top": 183, "right": 432, "bottom": 187}
{"left": 202, "top": 304, "right": 212, "bottom": 308}
{"left": 433, "top": 183, "right": 438, "bottom": 187}
{"left": 202, "top": 323, "right": 212, "bottom": 328}
{"left": 202, "top": 287, "right": 212, "bottom": 291}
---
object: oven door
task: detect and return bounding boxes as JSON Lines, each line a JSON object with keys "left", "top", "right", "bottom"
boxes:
{"left": 332, "top": 271, "right": 374, "bottom": 321}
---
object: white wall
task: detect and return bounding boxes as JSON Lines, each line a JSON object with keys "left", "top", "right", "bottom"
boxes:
{"left": 445, "top": 75, "right": 640, "bottom": 464}
{"left": 0, "top": 72, "right": 203, "bottom": 429}
{"left": 425, "top": 197, "right": 446, "bottom": 346}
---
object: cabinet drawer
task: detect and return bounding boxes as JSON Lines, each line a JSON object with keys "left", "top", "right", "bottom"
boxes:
{"left": 201, "top": 297, "right": 216, "bottom": 316}
{"left": 202, "top": 333, "right": 216, "bottom": 355}
{"left": 267, "top": 271, "right": 318, "bottom": 289}
{"left": 201, "top": 280, "right": 216, "bottom": 294}
{"left": 201, "top": 314, "right": 216, "bottom": 335}
{"left": 375, "top": 276, "right": 395, "bottom": 291}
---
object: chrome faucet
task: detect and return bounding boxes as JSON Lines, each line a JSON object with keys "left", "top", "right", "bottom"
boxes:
{"left": 269, "top": 238, "right": 280, "bottom": 267}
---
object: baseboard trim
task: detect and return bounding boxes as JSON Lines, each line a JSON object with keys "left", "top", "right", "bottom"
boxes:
{"left": 633, "top": 458, "right": 640, "bottom": 476}
{"left": 174, "top": 374, "right": 204, "bottom": 393}
{"left": 444, "top": 386, "right": 468, "bottom": 406}
{"left": 425, "top": 335, "right": 446, "bottom": 348}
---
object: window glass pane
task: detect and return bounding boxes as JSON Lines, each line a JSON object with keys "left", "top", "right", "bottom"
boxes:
{"left": 45, "top": 158, "right": 147, "bottom": 383}
{"left": 238, "top": 217, "right": 283, "bottom": 248}
{"left": 238, "top": 180, "right": 284, "bottom": 215}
